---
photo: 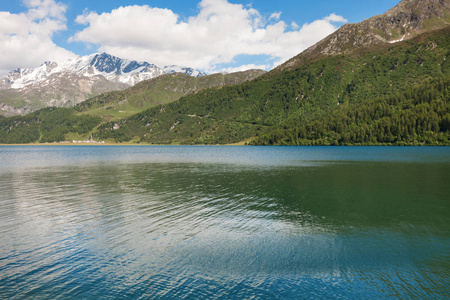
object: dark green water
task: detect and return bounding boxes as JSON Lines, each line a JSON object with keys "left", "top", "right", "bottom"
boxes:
{"left": 0, "top": 146, "right": 449, "bottom": 299}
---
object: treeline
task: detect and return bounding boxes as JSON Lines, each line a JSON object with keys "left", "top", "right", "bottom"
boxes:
{"left": 252, "top": 77, "right": 450, "bottom": 145}
{"left": 0, "top": 108, "right": 101, "bottom": 144}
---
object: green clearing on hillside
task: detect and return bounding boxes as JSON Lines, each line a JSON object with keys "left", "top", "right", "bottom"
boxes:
{"left": 74, "top": 71, "right": 265, "bottom": 122}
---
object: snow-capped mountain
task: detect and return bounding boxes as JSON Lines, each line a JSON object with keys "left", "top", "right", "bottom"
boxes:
{"left": 162, "top": 65, "right": 204, "bottom": 77}
{"left": 1, "top": 53, "right": 206, "bottom": 90}
{"left": 0, "top": 53, "right": 206, "bottom": 116}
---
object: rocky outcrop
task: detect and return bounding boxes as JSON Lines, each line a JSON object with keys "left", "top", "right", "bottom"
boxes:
{"left": 281, "top": 0, "right": 450, "bottom": 70}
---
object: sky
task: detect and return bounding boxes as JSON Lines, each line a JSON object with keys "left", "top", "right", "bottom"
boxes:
{"left": 0, "top": 0, "right": 401, "bottom": 75}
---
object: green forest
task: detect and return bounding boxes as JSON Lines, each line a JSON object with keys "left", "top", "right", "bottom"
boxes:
{"left": 0, "top": 108, "right": 100, "bottom": 144}
{"left": 252, "top": 77, "right": 450, "bottom": 145}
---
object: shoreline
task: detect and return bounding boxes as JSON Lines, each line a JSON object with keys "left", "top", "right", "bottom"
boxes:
{"left": 0, "top": 142, "right": 245, "bottom": 146}
{"left": 0, "top": 143, "right": 171, "bottom": 146}
{"left": 0, "top": 143, "right": 448, "bottom": 147}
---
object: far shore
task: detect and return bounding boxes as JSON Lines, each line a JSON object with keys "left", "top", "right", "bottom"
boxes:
{"left": 0, "top": 142, "right": 248, "bottom": 146}
{"left": 0, "top": 142, "right": 179, "bottom": 146}
{"left": 0, "top": 137, "right": 254, "bottom": 146}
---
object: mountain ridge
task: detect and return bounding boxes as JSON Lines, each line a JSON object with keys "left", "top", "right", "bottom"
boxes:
{"left": 280, "top": 0, "right": 450, "bottom": 71}
{"left": 0, "top": 53, "right": 206, "bottom": 116}
{"left": 1, "top": 52, "right": 206, "bottom": 89}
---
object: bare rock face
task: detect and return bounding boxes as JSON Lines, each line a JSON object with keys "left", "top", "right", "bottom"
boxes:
{"left": 0, "top": 103, "right": 34, "bottom": 117}
{"left": 282, "top": 0, "right": 450, "bottom": 70}
{"left": 0, "top": 53, "right": 206, "bottom": 116}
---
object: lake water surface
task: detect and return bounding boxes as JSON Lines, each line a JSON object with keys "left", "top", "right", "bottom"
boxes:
{"left": 0, "top": 146, "right": 449, "bottom": 299}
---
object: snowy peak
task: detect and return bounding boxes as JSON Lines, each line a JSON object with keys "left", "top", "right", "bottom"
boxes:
{"left": 1, "top": 53, "right": 206, "bottom": 90}
{"left": 89, "top": 53, "right": 156, "bottom": 75}
{"left": 2, "top": 61, "right": 61, "bottom": 89}
{"left": 163, "top": 65, "right": 207, "bottom": 77}
{"left": 0, "top": 53, "right": 207, "bottom": 115}
{"left": 90, "top": 53, "right": 126, "bottom": 74}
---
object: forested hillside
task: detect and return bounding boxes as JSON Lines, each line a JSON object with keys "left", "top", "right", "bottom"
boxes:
{"left": 0, "top": 108, "right": 100, "bottom": 144}
{"left": 93, "top": 27, "right": 450, "bottom": 145}
{"left": 252, "top": 77, "right": 450, "bottom": 145}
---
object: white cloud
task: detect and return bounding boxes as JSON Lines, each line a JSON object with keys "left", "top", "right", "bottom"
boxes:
{"left": 24, "top": 0, "right": 67, "bottom": 21}
{"left": 220, "top": 64, "right": 271, "bottom": 74}
{"left": 0, "top": 0, "right": 74, "bottom": 75}
{"left": 269, "top": 12, "right": 282, "bottom": 21}
{"left": 325, "top": 13, "right": 348, "bottom": 23}
{"left": 71, "top": 0, "right": 347, "bottom": 73}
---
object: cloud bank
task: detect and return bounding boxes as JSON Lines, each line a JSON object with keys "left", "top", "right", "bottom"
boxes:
{"left": 0, "top": 0, "right": 74, "bottom": 75}
{"left": 0, "top": 0, "right": 347, "bottom": 75}
{"left": 71, "top": 0, "right": 347, "bottom": 72}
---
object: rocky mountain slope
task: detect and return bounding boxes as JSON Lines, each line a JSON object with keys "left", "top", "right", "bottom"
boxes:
{"left": 0, "top": 53, "right": 205, "bottom": 116}
{"left": 281, "top": 0, "right": 450, "bottom": 70}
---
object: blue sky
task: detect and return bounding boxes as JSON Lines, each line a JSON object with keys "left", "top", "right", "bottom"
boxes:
{"left": 0, "top": 0, "right": 401, "bottom": 74}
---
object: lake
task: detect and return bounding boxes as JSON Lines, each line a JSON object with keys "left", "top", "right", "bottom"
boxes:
{"left": 0, "top": 146, "right": 449, "bottom": 299}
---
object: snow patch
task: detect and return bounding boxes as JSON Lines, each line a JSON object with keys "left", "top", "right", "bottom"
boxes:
{"left": 2, "top": 53, "right": 206, "bottom": 90}
{"left": 388, "top": 34, "right": 407, "bottom": 44}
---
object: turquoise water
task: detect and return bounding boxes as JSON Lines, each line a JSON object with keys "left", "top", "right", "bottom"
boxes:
{"left": 0, "top": 146, "right": 449, "bottom": 299}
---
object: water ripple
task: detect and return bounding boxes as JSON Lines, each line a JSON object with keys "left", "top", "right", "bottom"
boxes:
{"left": 0, "top": 146, "right": 449, "bottom": 299}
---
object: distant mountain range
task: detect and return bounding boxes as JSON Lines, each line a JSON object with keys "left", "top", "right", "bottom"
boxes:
{"left": 0, "top": 53, "right": 206, "bottom": 116}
